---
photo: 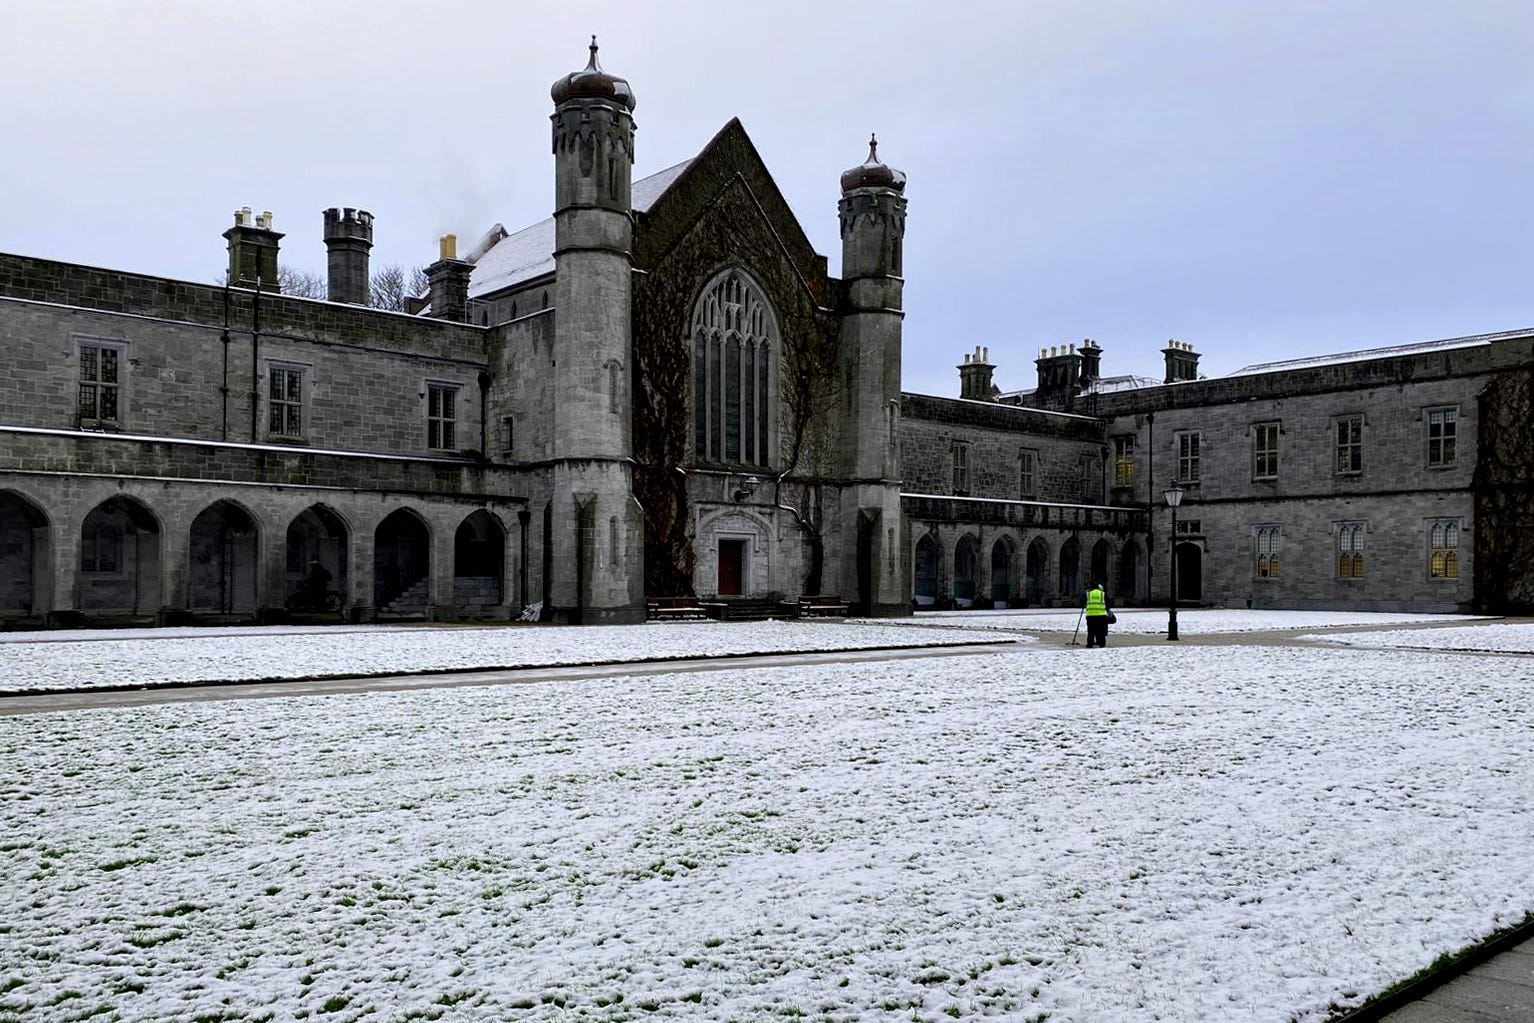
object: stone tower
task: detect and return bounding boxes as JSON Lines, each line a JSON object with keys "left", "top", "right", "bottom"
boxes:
{"left": 834, "top": 135, "right": 909, "bottom": 615}
{"left": 546, "top": 38, "right": 645, "bottom": 623}
{"left": 322, "top": 207, "right": 373, "bottom": 305}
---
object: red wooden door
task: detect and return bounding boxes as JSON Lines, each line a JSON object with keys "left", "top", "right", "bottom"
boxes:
{"left": 718, "top": 539, "right": 745, "bottom": 596}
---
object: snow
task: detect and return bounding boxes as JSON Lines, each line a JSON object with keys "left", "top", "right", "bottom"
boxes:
{"left": 1308, "top": 622, "right": 1534, "bottom": 653}
{"left": 1224, "top": 329, "right": 1524, "bottom": 377}
{"left": 899, "top": 608, "right": 1488, "bottom": 635}
{"left": 0, "top": 620, "right": 1008, "bottom": 695}
{"left": 3, "top": 641, "right": 1532, "bottom": 1022}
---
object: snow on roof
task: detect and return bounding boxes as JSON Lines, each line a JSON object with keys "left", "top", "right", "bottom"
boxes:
{"left": 467, "top": 159, "right": 692, "bottom": 299}
{"left": 1226, "top": 328, "right": 1530, "bottom": 377}
{"left": 1084, "top": 373, "right": 1161, "bottom": 394}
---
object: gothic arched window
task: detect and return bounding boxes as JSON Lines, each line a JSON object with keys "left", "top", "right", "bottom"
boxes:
{"left": 691, "top": 270, "right": 776, "bottom": 467}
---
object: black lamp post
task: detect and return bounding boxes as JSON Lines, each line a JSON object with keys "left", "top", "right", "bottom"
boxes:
{"left": 1164, "top": 479, "right": 1184, "bottom": 641}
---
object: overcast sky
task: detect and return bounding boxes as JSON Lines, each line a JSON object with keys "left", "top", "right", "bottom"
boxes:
{"left": 4, "top": 1, "right": 1532, "bottom": 396}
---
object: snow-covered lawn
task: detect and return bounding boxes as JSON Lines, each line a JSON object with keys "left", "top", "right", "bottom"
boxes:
{"left": 3, "top": 644, "right": 1532, "bottom": 1023}
{"left": 0, "top": 621, "right": 1008, "bottom": 695}
{"left": 1308, "top": 622, "right": 1534, "bottom": 654}
{"left": 899, "top": 608, "right": 1487, "bottom": 635}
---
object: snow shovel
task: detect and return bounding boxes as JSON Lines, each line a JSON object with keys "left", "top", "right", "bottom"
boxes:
{"left": 1069, "top": 606, "right": 1084, "bottom": 646}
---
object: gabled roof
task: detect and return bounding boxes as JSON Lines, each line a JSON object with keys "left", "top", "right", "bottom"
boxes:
{"left": 466, "top": 159, "right": 692, "bottom": 299}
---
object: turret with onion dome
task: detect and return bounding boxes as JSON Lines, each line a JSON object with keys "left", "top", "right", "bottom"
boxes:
{"left": 840, "top": 134, "right": 907, "bottom": 194}
{"left": 550, "top": 36, "right": 637, "bottom": 111}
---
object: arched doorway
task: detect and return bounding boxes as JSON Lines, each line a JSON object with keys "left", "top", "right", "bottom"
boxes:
{"left": 914, "top": 533, "right": 940, "bottom": 607}
{"left": 1175, "top": 542, "right": 1203, "bottom": 603}
{"left": 1025, "top": 537, "right": 1048, "bottom": 606}
{"left": 454, "top": 510, "right": 505, "bottom": 611}
{"left": 79, "top": 496, "right": 161, "bottom": 612}
{"left": 1089, "top": 539, "right": 1111, "bottom": 591}
{"left": 0, "top": 491, "right": 49, "bottom": 619}
{"left": 1116, "top": 540, "right": 1142, "bottom": 604}
{"left": 990, "top": 536, "right": 1014, "bottom": 607}
{"left": 953, "top": 534, "right": 978, "bottom": 607}
{"left": 189, "top": 500, "right": 259, "bottom": 612}
{"left": 374, "top": 509, "right": 431, "bottom": 614}
{"left": 286, "top": 505, "right": 350, "bottom": 607}
{"left": 1058, "top": 536, "right": 1081, "bottom": 599}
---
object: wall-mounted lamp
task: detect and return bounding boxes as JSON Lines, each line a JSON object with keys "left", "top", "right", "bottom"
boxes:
{"left": 732, "top": 476, "right": 761, "bottom": 502}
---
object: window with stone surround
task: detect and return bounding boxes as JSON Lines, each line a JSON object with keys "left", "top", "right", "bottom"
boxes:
{"left": 1252, "top": 421, "right": 1279, "bottom": 480}
{"left": 1020, "top": 448, "right": 1037, "bottom": 498}
{"left": 1176, "top": 431, "right": 1201, "bottom": 483}
{"left": 427, "top": 382, "right": 459, "bottom": 451}
{"left": 1335, "top": 414, "right": 1363, "bottom": 474}
{"left": 692, "top": 269, "right": 775, "bottom": 468}
{"left": 1426, "top": 407, "right": 1458, "bottom": 467}
{"left": 1254, "top": 525, "right": 1281, "bottom": 579}
{"left": 1114, "top": 435, "right": 1135, "bottom": 488}
{"left": 1337, "top": 521, "right": 1366, "bottom": 579}
{"left": 77, "top": 339, "right": 124, "bottom": 426}
{"left": 1428, "top": 519, "right": 1461, "bottom": 579}
{"left": 952, "top": 441, "right": 971, "bottom": 495}
{"left": 267, "top": 363, "right": 307, "bottom": 439}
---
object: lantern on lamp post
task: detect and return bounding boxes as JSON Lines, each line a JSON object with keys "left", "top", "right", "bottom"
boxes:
{"left": 1164, "top": 479, "right": 1184, "bottom": 641}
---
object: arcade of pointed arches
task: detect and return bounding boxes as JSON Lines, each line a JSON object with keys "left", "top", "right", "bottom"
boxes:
{"left": 912, "top": 527, "right": 1150, "bottom": 609}
{"left": 0, "top": 485, "right": 521, "bottom": 623}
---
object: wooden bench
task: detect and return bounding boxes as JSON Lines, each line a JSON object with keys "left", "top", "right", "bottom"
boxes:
{"left": 646, "top": 596, "right": 708, "bottom": 621}
{"left": 798, "top": 595, "right": 850, "bottom": 618}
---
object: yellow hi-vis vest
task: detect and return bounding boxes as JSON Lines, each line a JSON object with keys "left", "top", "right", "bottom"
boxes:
{"left": 1085, "top": 588, "right": 1108, "bottom": 617}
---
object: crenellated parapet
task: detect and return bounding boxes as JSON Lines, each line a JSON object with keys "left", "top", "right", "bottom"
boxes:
{"left": 550, "top": 38, "right": 637, "bottom": 215}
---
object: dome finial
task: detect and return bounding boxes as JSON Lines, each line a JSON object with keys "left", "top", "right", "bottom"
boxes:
{"left": 588, "top": 35, "right": 600, "bottom": 70}
{"left": 868, "top": 133, "right": 879, "bottom": 163}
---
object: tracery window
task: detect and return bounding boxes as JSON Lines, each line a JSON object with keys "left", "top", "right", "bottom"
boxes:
{"left": 692, "top": 270, "right": 776, "bottom": 467}
{"left": 1255, "top": 525, "right": 1281, "bottom": 579}
{"left": 1337, "top": 521, "right": 1366, "bottom": 579}
{"left": 1429, "top": 519, "right": 1460, "bottom": 579}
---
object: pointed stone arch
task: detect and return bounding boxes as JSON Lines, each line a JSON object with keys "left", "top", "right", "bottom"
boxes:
{"left": 914, "top": 532, "right": 942, "bottom": 607}
{"left": 1117, "top": 538, "right": 1143, "bottom": 604}
{"left": 1089, "top": 538, "right": 1112, "bottom": 592}
{"left": 286, "top": 504, "right": 350, "bottom": 607}
{"left": 374, "top": 508, "right": 431, "bottom": 614}
{"left": 80, "top": 495, "right": 162, "bottom": 613}
{"left": 1025, "top": 536, "right": 1049, "bottom": 607}
{"left": 0, "top": 489, "right": 51, "bottom": 619}
{"left": 1058, "top": 536, "right": 1081, "bottom": 599}
{"left": 990, "top": 534, "right": 1015, "bottom": 606}
{"left": 189, "top": 499, "right": 260, "bottom": 612}
{"left": 454, "top": 509, "right": 506, "bottom": 611}
{"left": 953, "top": 533, "right": 979, "bottom": 606}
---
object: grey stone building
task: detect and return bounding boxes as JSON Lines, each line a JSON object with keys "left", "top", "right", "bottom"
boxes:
{"left": 2, "top": 41, "right": 1529, "bottom": 628}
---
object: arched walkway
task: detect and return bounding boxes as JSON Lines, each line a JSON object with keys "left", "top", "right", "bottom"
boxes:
{"left": 80, "top": 496, "right": 161, "bottom": 612}
{"left": 454, "top": 510, "right": 505, "bottom": 610}
{"left": 953, "top": 534, "right": 978, "bottom": 607}
{"left": 1089, "top": 539, "right": 1111, "bottom": 591}
{"left": 374, "top": 509, "right": 431, "bottom": 614}
{"left": 990, "top": 536, "right": 1014, "bottom": 606}
{"left": 189, "top": 500, "right": 259, "bottom": 612}
{"left": 914, "top": 534, "right": 941, "bottom": 607}
{"left": 1025, "top": 537, "right": 1048, "bottom": 606}
{"left": 0, "top": 491, "right": 49, "bottom": 618}
{"left": 1058, "top": 537, "right": 1081, "bottom": 599}
{"left": 286, "top": 505, "right": 349, "bottom": 607}
{"left": 1116, "top": 540, "right": 1142, "bottom": 604}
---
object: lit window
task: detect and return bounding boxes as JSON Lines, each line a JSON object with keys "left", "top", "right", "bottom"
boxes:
{"left": 1427, "top": 408, "right": 1458, "bottom": 467}
{"left": 1253, "top": 422, "right": 1279, "bottom": 479}
{"left": 1429, "top": 520, "right": 1460, "bottom": 578}
{"left": 1337, "top": 521, "right": 1366, "bottom": 579}
{"left": 78, "top": 342, "right": 122, "bottom": 424}
{"left": 1114, "top": 436, "right": 1135, "bottom": 487}
{"left": 1255, "top": 526, "right": 1281, "bottom": 579}
{"left": 1177, "top": 432, "right": 1201, "bottom": 482}
{"left": 268, "top": 365, "right": 306, "bottom": 438}
{"left": 427, "top": 383, "right": 459, "bottom": 450}
{"left": 1335, "top": 415, "right": 1363, "bottom": 474}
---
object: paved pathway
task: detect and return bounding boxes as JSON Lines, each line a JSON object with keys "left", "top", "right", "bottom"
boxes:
{"left": 1378, "top": 934, "right": 1534, "bottom": 1022}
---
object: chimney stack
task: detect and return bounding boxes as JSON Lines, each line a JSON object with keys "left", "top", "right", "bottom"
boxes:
{"left": 1162, "top": 339, "right": 1200, "bottom": 383}
{"left": 957, "top": 345, "right": 995, "bottom": 400}
{"left": 323, "top": 207, "right": 374, "bottom": 305}
{"left": 1034, "top": 342, "right": 1084, "bottom": 410}
{"left": 223, "top": 207, "right": 283, "bottom": 291}
{"left": 426, "top": 234, "right": 473, "bottom": 322}
{"left": 1079, "top": 338, "right": 1102, "bottom": 386}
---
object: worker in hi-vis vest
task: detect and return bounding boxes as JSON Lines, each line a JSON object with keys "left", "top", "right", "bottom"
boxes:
{"left": 1084, "top": 580, "right": 1112, "bottom": 648}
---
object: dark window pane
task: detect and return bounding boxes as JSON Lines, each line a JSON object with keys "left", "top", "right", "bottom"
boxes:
{"left": 80, "top": 347, "right": 97, "bottom": 382}
{"left": 101, "top": 349, "right": 118, "bottom": 384}
{"left": 693, "top": 334, "right": 707, "bottom": 458}
{"left": 725, "top": 337, "right": 740, "bottom": 461}
{"left": 79, "top": 384, "right": 96, "bottom": 419}
{"left": 100, "top": 386, "right": 117, "bottom": 421}
{"left": 743, "top": 342, "right": 756, "bottom": 465}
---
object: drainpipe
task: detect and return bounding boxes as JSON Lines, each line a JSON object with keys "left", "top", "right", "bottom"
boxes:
{"left": 477, "top": 372, "right": 492, "bottom": 460}
{"left": 220, "top": 280, "right": 231, "bottom": 441}
{"left": 249, "top": 281, "right": 262, "bottom": 443}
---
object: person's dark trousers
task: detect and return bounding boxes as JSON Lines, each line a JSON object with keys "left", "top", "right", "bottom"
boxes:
{"left": 1086, "top": 617, "right": 1108, "bottom": 647}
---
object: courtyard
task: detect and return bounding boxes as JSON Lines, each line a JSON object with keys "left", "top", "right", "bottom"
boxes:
{"left": 2, "top": 612, "right": 1531, "bottom": 1022}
